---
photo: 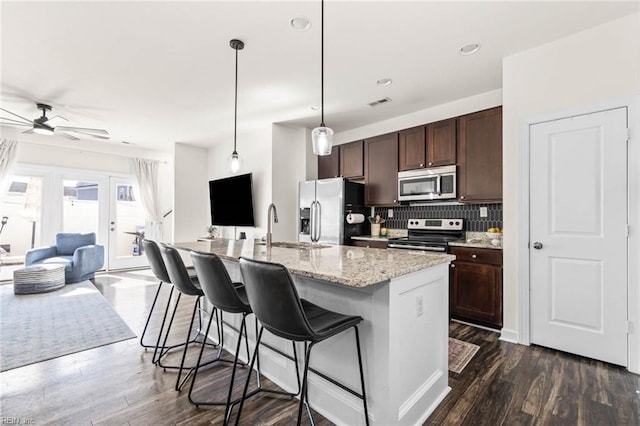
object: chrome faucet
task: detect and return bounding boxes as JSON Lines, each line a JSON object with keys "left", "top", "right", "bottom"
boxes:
{"left": 266, "top": 203, "right": 278, "bottom": 248}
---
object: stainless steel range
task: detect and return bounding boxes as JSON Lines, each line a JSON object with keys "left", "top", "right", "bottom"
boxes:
{"left": 387, "top": 218, "right": 465, "bottom": 252}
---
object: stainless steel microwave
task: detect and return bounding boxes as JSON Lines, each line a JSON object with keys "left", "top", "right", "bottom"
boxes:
{"left": 397, "top": 165, "right": 457, "bottom": 201}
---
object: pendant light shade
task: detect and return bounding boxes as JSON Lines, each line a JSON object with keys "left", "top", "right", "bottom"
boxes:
{"left": 311, "top": 0, "right": 333, "bottom": 156}
{"left": 228, "top": 38, "right": 244, "bottom": 173}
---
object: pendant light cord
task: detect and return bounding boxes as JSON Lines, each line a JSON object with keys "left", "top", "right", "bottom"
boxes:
{"left": 233, "top": 46, "right": 238, "bottom": 154}
{"left": 320, "top": 0, "right": 325, "bottom": 127}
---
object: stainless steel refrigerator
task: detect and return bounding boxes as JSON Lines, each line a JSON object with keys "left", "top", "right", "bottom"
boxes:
{"left": 298, "top": 178, "right": 367, "bottom": 245}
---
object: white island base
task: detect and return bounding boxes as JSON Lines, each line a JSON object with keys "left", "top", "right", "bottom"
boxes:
{"left": 210, "top": 260, "right": 451, "bottom": 425}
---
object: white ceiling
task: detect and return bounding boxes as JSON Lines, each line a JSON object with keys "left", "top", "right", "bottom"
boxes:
{"left": 1, "top": 1, "right": 638, "bottom": 152}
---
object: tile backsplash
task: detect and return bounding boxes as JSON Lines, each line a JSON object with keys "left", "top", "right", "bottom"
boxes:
{"left": 374, "top": 203, "right": 503, "bottom": 232}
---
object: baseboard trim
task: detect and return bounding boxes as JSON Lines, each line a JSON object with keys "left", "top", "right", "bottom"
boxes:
{"left": 499, "top": 327, "right": 519, "bottom": 343}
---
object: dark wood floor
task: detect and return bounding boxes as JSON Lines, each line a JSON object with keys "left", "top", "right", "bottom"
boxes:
{"left": 1, "top": 270, "right": 638, "bottom": 425}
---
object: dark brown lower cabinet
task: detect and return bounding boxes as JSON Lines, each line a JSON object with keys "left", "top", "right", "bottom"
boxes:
{"left": 351, "top": 239, "right": 388, "bottom": 249}
{"left": 449, "top": 246, "right": 502, "bottom": 329}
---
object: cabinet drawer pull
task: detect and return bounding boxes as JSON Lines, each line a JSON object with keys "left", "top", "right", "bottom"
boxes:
{"left": 460, "top": 196, "right": 465, "bottom": 200}
{"left": 471, "top": 254, "right": 477, "bottom": 259}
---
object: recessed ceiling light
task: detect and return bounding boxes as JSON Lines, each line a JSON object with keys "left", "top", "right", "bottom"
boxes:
{"left": 377, "top": 78, "right": 392, "bottom": 86}
{"left": 290, "top": 17, "right": 311, "bottom": 31}
{"left": 310, "top": 105, "right": 320, "bottom": 111}
{"left": 460, "top": 43, "right": 481, "bottom": 55}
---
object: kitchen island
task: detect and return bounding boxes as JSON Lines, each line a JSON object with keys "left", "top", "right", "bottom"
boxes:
{"left": 175, "top": 239, "right": 454, "bottom": 425}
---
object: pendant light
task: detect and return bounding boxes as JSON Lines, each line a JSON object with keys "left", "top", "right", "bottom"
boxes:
{"left": 311, "top": 0, "right": 333, "bottom": 156}
{"left": 228, "top": 39, "right": 244, "bottom": 173}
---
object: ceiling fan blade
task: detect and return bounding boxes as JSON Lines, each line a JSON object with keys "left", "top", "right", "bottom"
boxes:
{"left": 0, "top": 118, "right": 32, "bottom": 126}
{"left": 43, "top": 115, "right": 68, "bottom": 126}
{"left": 61, "top": 131, "right": 80, "bottom": 141}
{"left": 0, "top": 108, "right": 32, "bottom": 124}
{"left": 55, "top": 126, "right": 109, "bottom": 137}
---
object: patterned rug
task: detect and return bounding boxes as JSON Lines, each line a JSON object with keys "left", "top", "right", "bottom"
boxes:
{"left": 0, "top": 281, "right": 136, "bottom": 372}
{"left": 448, "top": 337, "right": 480, "bottom": 374}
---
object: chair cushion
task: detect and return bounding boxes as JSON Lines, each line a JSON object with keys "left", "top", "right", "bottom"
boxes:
{"left": 301, "top": 299, "right": 362, "bottom": 340}
{"left": 56, "top": 233, "right": 96, "bottom": 255}
{"left": 31, "top": 256, "right": 74, "bottom": 271}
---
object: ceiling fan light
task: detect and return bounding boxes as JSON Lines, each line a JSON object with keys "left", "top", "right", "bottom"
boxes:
{"left": 228, "top": 151, "right": 242, "bottom": 174}
{"left": 312, "top": 125, "right": 333, "bottom": 156}
{"left": 33, "top": 123, "right": 54, "bottom": 135}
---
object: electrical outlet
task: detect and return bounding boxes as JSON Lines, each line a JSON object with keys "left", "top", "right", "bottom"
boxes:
{"left": 416, "top": 295, "right": 424, "bottom": 317}
{"left": 388, "top": 208, "right": 393, "bottom": 218}
{"left": 480, "top": 206, "right": 488, "bottom": 218}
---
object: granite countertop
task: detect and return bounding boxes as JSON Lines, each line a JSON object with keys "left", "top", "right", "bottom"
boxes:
{"left": 351, "top": 229, "right": 408, "bottom": 242}
{"left": 174, "top": 239, "right": 454, "bottom": 288}
{"left": 449, "top": 232, "right": 503, "bottom": 250}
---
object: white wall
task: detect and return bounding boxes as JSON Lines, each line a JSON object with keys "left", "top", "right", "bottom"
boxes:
{"left": 173, "top": 143, "right": 209, "bottom": 242}
{"left": 272, "top": 124, "right": 308, "bottom": 241}
{"left": 206, "top": 124, "right": 273, "bottom": 240}
{"left": 502, "top": 12, "right": 640, "bottom": 359}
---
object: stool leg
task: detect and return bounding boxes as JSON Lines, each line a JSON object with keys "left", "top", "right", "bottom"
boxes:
{"left": 188, "top": 308, "right": 216, "bottom": 406}
{"left": 140, "top": 280, "right": 163, "bottom": 349}
{"left": 354, "top": 326, "right": 369, "bottom": 426}
{"left": 224, "top": 313, "right": 248, "bottom": 425}
{"left": 297, "top": 341, "right": 316, "bottom": 426}
{"left": 234, "top": 325, "right": 264, "bottom": 426}
{"left": 153, "top": 289, "right": 180, "bottom": 364}
{"left": 176, "top": 296, "right": 202, "bottom": 391}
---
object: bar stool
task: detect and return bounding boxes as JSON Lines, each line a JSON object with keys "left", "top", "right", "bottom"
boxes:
{"left": 237, "top": 257, "right": 369, "bottom": 426}
{"left": 140, "top": 239, "right": 197, "bottom": 360}
{"left": 189, "top": 251, "right": 301, "bottom": 425}
{"left": 159, "top": 243, "right": 220, "bottom": 391}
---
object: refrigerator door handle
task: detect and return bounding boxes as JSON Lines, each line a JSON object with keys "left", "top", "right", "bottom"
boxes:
{"left": 316, "top": 201, "right": 322, "bottom": 242}
{"left": 310, "top": 201, "right": 317, "bottom": 242}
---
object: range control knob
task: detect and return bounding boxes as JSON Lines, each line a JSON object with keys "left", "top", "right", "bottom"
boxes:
{"left": 449, "top": 221, "right": 454, "bottom": 225}
{"left": 455, "top": 221, "right": 460, "bottom": 225}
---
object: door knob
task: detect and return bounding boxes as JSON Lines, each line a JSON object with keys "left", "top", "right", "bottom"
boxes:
{"left": 533, "top": 242, "right": 543, "bottom": 249}
{"left": 110, "top": 228, "right": 115, "bottom": 231}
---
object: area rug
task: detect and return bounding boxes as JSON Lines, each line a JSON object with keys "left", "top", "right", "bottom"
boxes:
{"left": 448, "top": 337, "right": 480, "bottom": 374}
{"left": 0, "top": 281, "right": 136, "bottom": 372}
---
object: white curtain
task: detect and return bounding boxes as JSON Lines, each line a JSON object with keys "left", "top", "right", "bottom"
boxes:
{"left": 0, "top": 139, "right": 19, "bottom": 194}
{"left": 131, "top": 158, "right": 163, "bottom": 241}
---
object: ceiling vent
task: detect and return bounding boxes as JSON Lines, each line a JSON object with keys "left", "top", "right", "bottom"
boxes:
{"left": 368, "top": 97, "right": 392, "bottom": 107}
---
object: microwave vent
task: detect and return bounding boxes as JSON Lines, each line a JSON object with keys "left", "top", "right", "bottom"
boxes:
{"left": 368, "top": 97, "right": 392, "bottom": 107}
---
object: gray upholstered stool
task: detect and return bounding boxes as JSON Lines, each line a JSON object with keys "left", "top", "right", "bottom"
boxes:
{"left": 13, "top": 264, "right": 66, "bottom": 294}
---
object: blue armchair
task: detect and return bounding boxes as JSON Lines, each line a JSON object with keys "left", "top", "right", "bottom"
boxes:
{"left": 25, "top": 233, "right": 105, "bottom": 284}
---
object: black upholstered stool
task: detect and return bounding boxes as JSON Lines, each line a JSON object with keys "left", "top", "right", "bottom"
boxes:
{"left": 237, "top": 257, "right": 369, "bottom": 426}
{"left": 140, "top": 239, "right": 198, "bottom": 360}
{"left": 190, "top": 251, "right": 300, "bottom": 425}
{"left": 158, "top": 243, "right": 220, "bottom": 391}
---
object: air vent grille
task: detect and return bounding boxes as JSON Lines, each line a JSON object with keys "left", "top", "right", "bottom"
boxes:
{"left": 368, "top": 97, "right": 392, "bottom": 107}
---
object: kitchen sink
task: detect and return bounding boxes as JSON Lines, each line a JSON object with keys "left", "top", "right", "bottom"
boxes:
{"left": 256, "top": 241, "right": 331, "bottom": 250}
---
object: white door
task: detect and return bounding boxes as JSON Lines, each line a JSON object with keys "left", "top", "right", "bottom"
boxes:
{"left": 108, "top": 177, "right": 148, "bottom": 270}
{"left": 529, "top": 107, "right": 628, "bottom": 366}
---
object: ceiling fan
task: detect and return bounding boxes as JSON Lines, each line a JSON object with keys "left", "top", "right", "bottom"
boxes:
{"left": 0, "top": 103, "right": 109, "bottom": 140}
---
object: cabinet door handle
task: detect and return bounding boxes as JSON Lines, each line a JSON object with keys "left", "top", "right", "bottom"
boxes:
{"left": 428, "top": 162, "right": 433, "bottom": 166}
{"left": 450, "top": 264, "right": 455, "bottom": 268}
{"left": 471, "top": 254, "right": 477, "bottom": 259}
{"left": 460, "top": 196, "right": 465, "bottom": 200}
{"left": 533, "top": 242, "right": 543, "bottom": 249}
{"left": 420, "top": 163, "right": 424, "bottom": 167}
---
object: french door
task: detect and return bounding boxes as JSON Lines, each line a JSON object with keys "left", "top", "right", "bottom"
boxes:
{"left": 108, "top": 177, "right": 148, "bottom": 270}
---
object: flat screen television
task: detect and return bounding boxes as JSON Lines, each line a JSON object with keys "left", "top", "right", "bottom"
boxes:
{"left": 209, "top": 173, "right": 256, "bottom": 227}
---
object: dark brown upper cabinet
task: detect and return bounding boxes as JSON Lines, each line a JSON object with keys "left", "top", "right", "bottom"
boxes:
{"left": 398, "top": 119, "right": 456, "bottom": 171}
{"left": 398, "top": 126, "right": 426, "bottom": 171}
{"left": 426, "top": 118, "right": 457, "bottom": 167}
{"left": 317, "top": 148, "right": 340, "bottom": 179}
{"left": 339, "top": 141, "right": 364, "bottom": 178}
{"left": 457, "top": 107, "right": 502, "bottom": 203}
{"left": 364, "top": 133, "right": 399, "bottom": 206}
